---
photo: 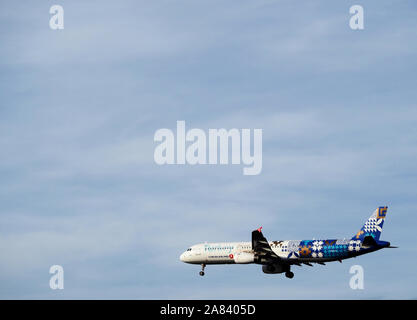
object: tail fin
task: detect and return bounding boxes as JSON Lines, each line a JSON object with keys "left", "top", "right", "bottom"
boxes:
{"left": 352, "top": 206, "right": 388, "bottom": 241}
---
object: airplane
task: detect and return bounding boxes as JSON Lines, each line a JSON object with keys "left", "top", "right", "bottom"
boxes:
{"left": 180, "top": 206, "right": 396, "bottom": 278}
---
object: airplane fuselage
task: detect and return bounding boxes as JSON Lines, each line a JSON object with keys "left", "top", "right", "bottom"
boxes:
{"left": 180, "top": 239, "right": 390, "bottom": 265}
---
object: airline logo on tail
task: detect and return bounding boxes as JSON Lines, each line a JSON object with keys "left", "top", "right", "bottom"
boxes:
{"left": 377, "top": 206, "right": 387, "bottom": 219}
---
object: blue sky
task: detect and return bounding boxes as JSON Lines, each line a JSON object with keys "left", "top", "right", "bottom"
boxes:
{"left": 1, "top": 0, "right": 417, "bottom": 299}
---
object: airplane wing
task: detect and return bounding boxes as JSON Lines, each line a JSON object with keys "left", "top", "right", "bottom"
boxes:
{"left": 252, "top": 227, "right": 281, "bottom": 263}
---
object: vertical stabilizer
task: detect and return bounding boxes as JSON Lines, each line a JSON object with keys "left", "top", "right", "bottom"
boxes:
{"left": 352, "top": 206, "right": 388, "bottom": 241}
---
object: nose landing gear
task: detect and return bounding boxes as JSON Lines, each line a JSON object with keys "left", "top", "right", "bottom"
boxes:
{"left": 199, "top": 264, "right": 206, "bottom": 276}
{"left": 285, "top": 271, "right": 294, "bottom": 279}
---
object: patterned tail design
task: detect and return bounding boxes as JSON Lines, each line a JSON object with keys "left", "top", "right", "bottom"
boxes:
{"left": 352, "top": 206, "right": 388, "bottom": 241}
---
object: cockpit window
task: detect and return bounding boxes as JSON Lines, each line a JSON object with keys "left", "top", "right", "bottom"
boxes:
{"left": 187, "top": 248, "right": 192, "bottom": 251}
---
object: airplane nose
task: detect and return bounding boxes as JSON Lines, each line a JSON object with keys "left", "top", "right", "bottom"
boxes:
{"left": 180, "top": 252, "right": 185, "bottom": 262}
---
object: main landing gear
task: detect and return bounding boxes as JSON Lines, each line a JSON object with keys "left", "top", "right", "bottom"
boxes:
{"left": 199, "top": 264, "right": 206, "bottom": 276}
{"left": 285, "top": 271, "right": 294, "bottom": 279}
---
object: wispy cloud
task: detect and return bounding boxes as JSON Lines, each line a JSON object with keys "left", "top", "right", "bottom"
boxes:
{"left": 1, "top": 0, "right": 416, "bottom": 299}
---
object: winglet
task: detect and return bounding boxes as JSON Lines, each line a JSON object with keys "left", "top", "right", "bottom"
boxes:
{"left": 257, "top": 226, "right": 263, "bottom": 233}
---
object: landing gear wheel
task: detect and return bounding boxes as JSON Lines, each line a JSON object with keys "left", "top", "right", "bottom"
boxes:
{"left": 285, "top": 271, "right": 294, "bottom": 279}
{"left": 199, "top": 264, "right": 206, "bottom": 276}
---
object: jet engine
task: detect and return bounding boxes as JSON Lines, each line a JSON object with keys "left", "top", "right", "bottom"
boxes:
{"left": 262, "top": 264, "right": 287, "bottom": 274}
{"left": 233, "top": 252, "right": 255, "bottom": 264}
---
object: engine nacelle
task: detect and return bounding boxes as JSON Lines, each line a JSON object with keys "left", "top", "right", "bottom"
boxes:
{"left": 233, "top": 252, "right": 255, "bottom": 264}
{"left": 262, "top": 264, "right": 287, "bottom": 274}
